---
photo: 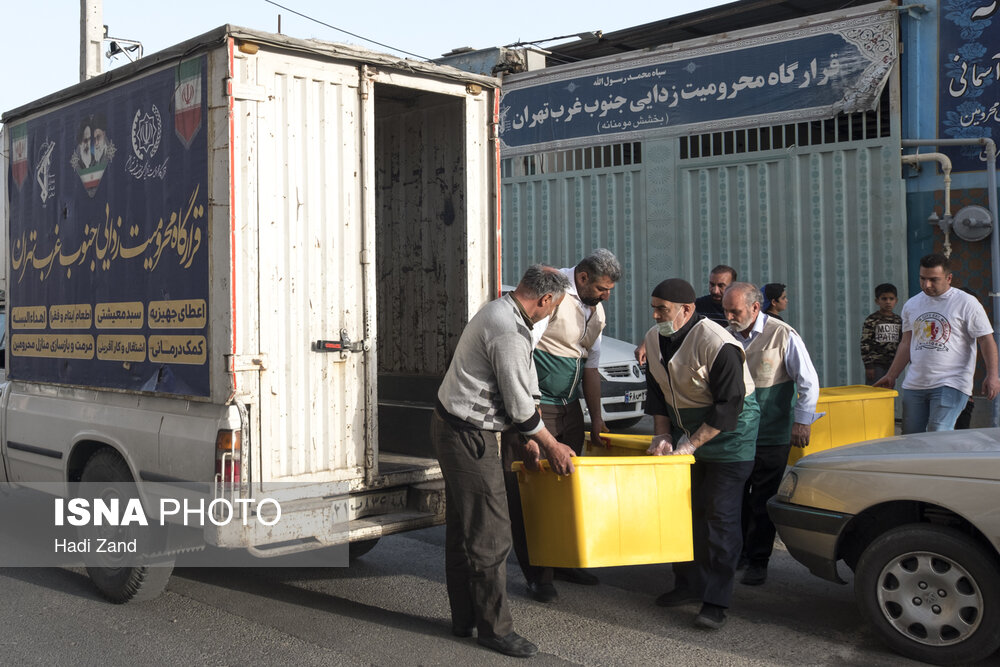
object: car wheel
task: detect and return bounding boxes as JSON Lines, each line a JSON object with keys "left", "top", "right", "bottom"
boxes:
{"left": 607, "top": 417, "right": 642, "bottom": 430}
{"left": 854, "top": 524, "right": 1000, "bottom": 665}
{"left": 80, "top": 450, "right": 175, "bottom": 603}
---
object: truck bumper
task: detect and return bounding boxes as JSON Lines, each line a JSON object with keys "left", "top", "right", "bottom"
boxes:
{"left": 203, "top": 480, "right": 445, "bottom": 557}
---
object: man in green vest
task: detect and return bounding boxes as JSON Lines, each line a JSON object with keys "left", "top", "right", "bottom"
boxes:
{"left": 721, "top": 282, "right": 819, "bottom": 586}
{"left": 644, "top": 278, "right": 759, "bottom": 630}
{"left": 503, "top": 249, "right": 622, "bottom": 603}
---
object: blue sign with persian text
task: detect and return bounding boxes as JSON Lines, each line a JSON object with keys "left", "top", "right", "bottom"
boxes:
{"left": 5, "top": 56, "right": 210, "bottom": 397}
{"left": 940, "top": 0, "right": 1000, "bottom": 172}
{"left": 499, "top": 12, "right": 896, "bottom": 153}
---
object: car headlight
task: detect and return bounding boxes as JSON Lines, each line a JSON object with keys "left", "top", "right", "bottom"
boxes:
{"left": 776, "top": 470, "right": 797, "bottom": 501}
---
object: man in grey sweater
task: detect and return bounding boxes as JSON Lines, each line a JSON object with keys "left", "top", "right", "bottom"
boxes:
{"left": 433, "top": 265, "right": 577, "bottom": 659}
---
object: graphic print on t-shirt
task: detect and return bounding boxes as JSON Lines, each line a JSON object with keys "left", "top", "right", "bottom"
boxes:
{"left": 914, "top": 312, "right": 951, "bottom": 351}
{"left": 874, "top": 322, "right": 900, "bottom": 343}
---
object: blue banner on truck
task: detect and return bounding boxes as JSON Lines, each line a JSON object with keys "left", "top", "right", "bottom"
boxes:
{"left": 5, "top": 57, "right": 210, "bottom": 397}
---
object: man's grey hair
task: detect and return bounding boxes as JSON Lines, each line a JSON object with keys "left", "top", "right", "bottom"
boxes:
{"left": 519, "top": 264, "right": 571, "bottom": 299}
{"left": 576, "top": 248, "right": 622, "bottom": 282}
{"left": 726, "top": 282, "right": 762, "bottom": 308}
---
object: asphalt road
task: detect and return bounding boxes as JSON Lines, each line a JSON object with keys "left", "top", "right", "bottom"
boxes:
{"left": 0, "top": 417, "right": 992, "bottom": 665}
{"left": 3, "top": 521, "right": 987, "bottom": 666}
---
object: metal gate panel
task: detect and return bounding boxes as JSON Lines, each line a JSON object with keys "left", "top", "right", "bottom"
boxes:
{"left": 673, "top": 139, "right": 904, "bottom": 385}
{"left": 501, "top": 112, "right": 903, "bottom": 387}
{"left": 502, "top": 155, "right": 646, "bottom": 342}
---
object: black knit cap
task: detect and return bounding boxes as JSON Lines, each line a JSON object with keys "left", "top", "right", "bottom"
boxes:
{"left": 651, "top": 278, "right": 696, "bottom": 304}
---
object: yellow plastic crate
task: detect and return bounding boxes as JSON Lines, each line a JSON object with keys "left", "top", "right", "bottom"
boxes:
{"left": 790, "top": 385, "right": 898, "bottom": 464}
{"left": 511, "top": 455, "right": 694, "bottom": 568}
{"left": 583, "top": 432, "right": 654, "bottom": 456}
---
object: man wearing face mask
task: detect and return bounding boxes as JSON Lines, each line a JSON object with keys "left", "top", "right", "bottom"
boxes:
{"left": 642, "top": 278, "right": 759, "bottom": 631}
{"left": 721, "top": 282, "right": 819, "bottom": 587}
{"left": 502, "top": 249, "right": 622, "bottom": 602}
{"left": 634, "top": 265, "right": 736, "bottom": 363}
{"left": 433, "top": 265, "right": 577, "bottom": 658}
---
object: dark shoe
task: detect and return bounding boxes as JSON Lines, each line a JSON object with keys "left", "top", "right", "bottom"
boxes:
{"left": 695, "top": 603, "right": 727, "bottom": 630}
{"left": 451, "top": 625, "right": 474, "bottom": 638}
{"left": 554, "top": 567, "right": 599, "bottom": 585}
{"left": 654, "top": 588, "right": 699, "bottom": 607}
{"left": 741, "top": 564, "right": 767, "bottom": 586}
{"left": 477, "top": 632, "right": 539, "bottom": 658}
{"left": 526, "top": 581, "right": 558, "bottom": 602}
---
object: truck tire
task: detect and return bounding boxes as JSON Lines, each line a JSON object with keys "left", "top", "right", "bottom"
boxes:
{"left": 80, "top": 449, "right": 175, "bottom": 603}
{"left": 854, "top": 524, "right": 1000, "bottom": 665}
{"left": 348, "top": 538, "right": 380, "bottom": 560}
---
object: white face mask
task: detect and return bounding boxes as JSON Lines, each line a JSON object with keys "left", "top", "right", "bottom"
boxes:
{"left": 657, "top": 319, "right": 678, "bottom": 336}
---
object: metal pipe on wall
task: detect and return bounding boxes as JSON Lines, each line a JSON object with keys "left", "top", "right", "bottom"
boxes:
{"left": 901, "top": 152, "right": 954, "bottom": 256}
{"left": 901, "top": 138, "right": 1000, "bottom": 427}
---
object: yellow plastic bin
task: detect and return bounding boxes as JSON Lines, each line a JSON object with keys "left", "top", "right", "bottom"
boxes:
{"left": 790, "top": 385, "right": 898, "bottom": 464}
{"left": 583, "top": 432, "right": 654, "bottom": 456}
{"left": 512, "top": 455, "right": 694, "bottom": 568}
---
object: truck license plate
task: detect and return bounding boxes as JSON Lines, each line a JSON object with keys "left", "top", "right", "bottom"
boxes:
{"left": 624, "top": 390, "right": 646, "bottom": 404}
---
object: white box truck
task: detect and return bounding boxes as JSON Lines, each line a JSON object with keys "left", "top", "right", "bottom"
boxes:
{"left": 0, "top": 25, "right": 499, "bottom": 601}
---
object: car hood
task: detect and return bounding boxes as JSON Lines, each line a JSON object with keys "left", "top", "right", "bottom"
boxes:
{"left": 599, "top": 335, "right": 641, "bottom": 364}
{"left": 794, "top": 428, "right": 1000, "bottom": 480}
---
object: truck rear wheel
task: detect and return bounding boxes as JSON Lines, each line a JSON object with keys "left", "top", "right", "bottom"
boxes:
{"left": 80, "top": 449, "right": 175, "bottom": 603}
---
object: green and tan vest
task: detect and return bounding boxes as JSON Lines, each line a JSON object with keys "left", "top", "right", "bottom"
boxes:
{"left": 644, "top": 319, "right": 759, "bottom": 462}
{"left": 535, "top": 292, "right": 605, "bottom": 405}
{"left": 744, "top": 315, "right": 798, "bottom": 447}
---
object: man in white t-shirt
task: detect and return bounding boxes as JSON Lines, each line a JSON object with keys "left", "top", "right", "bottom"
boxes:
{"left": 875, "top": 253, "right": 1000, "bottom": 432}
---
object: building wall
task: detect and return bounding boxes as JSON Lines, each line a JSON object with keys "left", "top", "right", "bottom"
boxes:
{"left": 899, "top": 1, "right": 998, "bottom": 401}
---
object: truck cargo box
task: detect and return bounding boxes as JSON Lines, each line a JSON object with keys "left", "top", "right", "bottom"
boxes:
{"left": 1, "top": 27, "right": 500, "bottom": 581}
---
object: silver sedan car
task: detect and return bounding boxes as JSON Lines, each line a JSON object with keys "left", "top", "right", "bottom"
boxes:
{"left": 768, "top": 429, "right": 1000, "bottom": 665}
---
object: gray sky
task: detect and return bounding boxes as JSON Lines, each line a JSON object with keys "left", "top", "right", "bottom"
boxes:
{"left": 3, "top": 0, "right": 731, "bottom": 116}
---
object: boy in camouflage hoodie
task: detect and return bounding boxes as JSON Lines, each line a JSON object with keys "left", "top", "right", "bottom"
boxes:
{"left": 861, "top": 283, "right": 902, "bottom": 384}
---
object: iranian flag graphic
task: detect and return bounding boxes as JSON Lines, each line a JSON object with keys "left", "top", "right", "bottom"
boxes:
{"left": 174, "top": 58, "right": 202, "bottom": 147}
{"left": 11, "top": 124, "right": 28, "bottom": 189}
{"left": 77, "top": 163, "right": 105, "bottom": 195}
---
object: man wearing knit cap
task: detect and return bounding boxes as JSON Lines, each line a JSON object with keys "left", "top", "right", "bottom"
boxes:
{"left": 634, "top": 265, "right": 736, "bottom": 363}
{"left": 643, "top": 277, "right": 759, "bottom": 630}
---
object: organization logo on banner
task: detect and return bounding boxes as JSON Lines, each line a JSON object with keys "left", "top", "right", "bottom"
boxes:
{"left": 127, "top": 105, "right": 168, "bottom": 180}
{"left": 70, "top": 114, "right": 116, "bottom": 198}
{"left": 174, "top": 58, "right": 202, "bottom": 148}
{"left": 11, "top": 124, "right": 28, "bottom": 190}
{"left": 35, "top": 139, "right": 56, "bottom": 205}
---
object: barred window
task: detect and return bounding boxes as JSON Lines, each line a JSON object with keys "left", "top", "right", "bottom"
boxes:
{"left": 679, "top": 88, "right": 891, "bottom": 160}
{"left": 502, "top": 141, "right": 642, "bottom": 177}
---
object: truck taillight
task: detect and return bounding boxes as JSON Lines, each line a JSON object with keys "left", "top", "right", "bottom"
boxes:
{"left": 215, "top": 429, "right": 242, "bottom": 483}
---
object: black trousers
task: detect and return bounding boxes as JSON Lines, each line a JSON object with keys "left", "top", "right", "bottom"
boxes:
{"left": 673, "top": 458, "right": 754, "bottom": 608}
{"left": 502, "top": 402, "right": 584, "bottom": 585}
{"left": 741, "top": 444, "right": 792, "bottom": 567}
{"left": 432, "top": 411, "right": 514, "bottom": 639}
